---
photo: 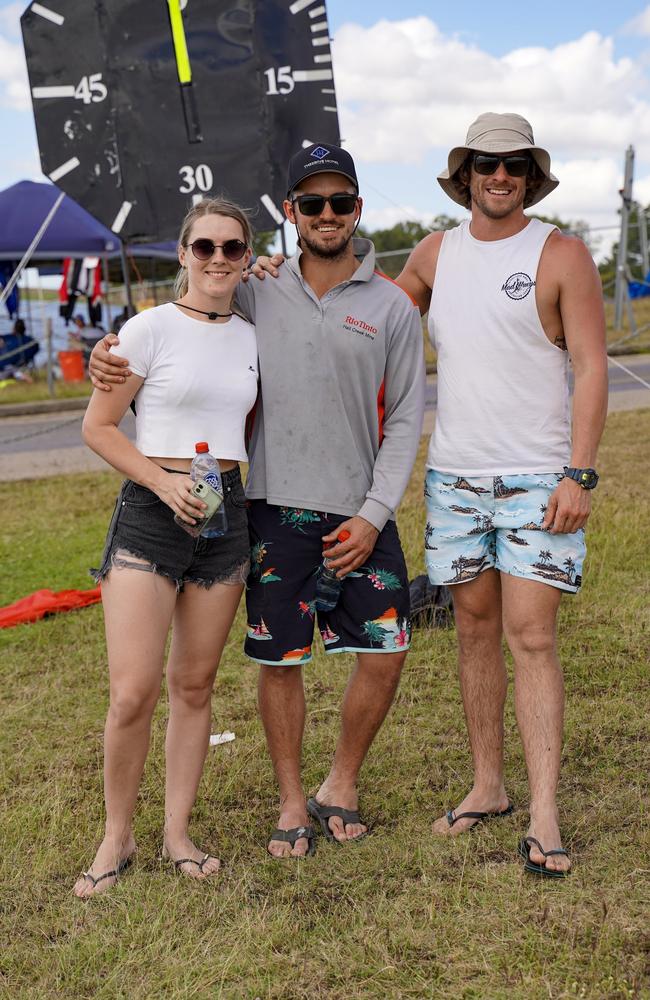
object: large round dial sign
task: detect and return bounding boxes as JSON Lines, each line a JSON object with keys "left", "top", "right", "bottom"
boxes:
{"left": 21, "top": 0, "right": 341, "bottom": 241}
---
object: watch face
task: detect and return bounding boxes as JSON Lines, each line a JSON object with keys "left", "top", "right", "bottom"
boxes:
{"left": 580, "top": 469, "right": 598, "bottom": 489}
{"left": 21, "top": 0, "right": 341, "bottom": 242}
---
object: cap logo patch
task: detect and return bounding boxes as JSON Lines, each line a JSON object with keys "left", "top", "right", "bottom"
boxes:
{"left": 311, "top": 146, "right": 330, "bottom": 160}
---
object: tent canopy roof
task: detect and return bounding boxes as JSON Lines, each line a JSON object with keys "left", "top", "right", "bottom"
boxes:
{"left": 0, "top": 180, "right": 178, "bottom": 260}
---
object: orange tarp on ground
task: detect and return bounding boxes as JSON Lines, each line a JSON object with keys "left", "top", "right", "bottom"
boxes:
{"left": 0, "top": 587, "right": 102, "bottom": 628}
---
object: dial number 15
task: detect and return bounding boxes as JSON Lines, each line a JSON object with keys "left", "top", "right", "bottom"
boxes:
{"left": 264, "top": 66, "right": 294, "bottom": 95}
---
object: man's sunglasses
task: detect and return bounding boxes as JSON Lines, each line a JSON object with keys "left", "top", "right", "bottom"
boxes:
{"left": 472, "top": 154, "right": 531, "bottom": 178}
{"left": 186, "top": 238, "right": 248, "bottom": 261}
{"left": 291, "top": 193, "right": 358, "bottom": 216}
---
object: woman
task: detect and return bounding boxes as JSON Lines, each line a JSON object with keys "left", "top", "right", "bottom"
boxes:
{"left": 74, "top": 198, "right": 257, "bottom": 897}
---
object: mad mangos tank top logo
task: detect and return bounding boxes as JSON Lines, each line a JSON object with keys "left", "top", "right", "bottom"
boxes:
{"left": 501, "top": 272, "right": 536, "bottom": 300}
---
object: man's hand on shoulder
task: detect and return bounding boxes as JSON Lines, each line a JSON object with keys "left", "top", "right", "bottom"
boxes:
{"left": 88, "top": 334, "right": 131, "bottom": 391}
{"left": 321, "top": 516, "right": 379, "bottom": 577}
{"left": 542, "top": 476, "right": 591, "bottom": 534}
{"left": 242, "top": 253, "right": 285, "bottom": 282}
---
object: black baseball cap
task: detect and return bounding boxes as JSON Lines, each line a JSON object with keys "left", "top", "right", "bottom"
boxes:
{"left": 286, "top": 142, "right": 358, "bottom": 197}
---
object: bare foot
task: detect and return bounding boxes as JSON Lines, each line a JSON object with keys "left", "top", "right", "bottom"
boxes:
{"left": 312, "top": 781, "right": 367, "bottom": 842}
{"left": 73, "top": 832, "right": 136, "bottom": 898}
{"left": 267, "top": 802, "right": 311, "bottom": 858}
{"left": 432, "top": 787, "right": 511, "bottom": 836}
{"left": 162, "top": 835, "right": 221, "bottom": 879}
{"left": 525, "top": 807, "right": 571, "bottom": 874}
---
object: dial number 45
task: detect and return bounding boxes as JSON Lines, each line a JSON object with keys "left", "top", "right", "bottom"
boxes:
{"left": 74, "top": 74, "right": 108, "bottom": 104}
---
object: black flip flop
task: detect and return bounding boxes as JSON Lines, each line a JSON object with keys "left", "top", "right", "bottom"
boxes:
{"left": 518, "top": 836, "right": 571, "bottom": 878}
{"left": 78, "top": 854, "right": 133, "bottom": 892}
{"left": 445, "top": 802, "right": 514, "bottom": 829}
{"left": 307, "top": 797, "right": 368, "bottom": 843}
{"left": 268, "top": 824, "right": 316, "bottom": 857}
{"left": 167, "top": 852, "right": 220, "bottom": 877}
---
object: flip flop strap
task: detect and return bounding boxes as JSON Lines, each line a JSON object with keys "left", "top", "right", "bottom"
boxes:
{"left": 313, "top": 804, "right": 361, "bottom": 825}
{"left": 447, "top": 809, "right": 488, "bottom": 826}
{"left": 173, "top": 854, "right": 212, "bottom": 871}
{"left": 270, "top": 826, "right": 314, "bottom": 847}
{"left": 82, "top": 867, "right": 118, "bottom": 887}
{"left": 524, "top": 836, "right": 568, "bottom": 858}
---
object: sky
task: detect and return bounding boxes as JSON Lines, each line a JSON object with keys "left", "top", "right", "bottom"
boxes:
{"left": 2, "top": 0, "right": 650, "bottom": 262}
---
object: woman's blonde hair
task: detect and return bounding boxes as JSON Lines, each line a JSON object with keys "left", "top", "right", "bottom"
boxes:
{"left": 174, "top": 197, "right": 253, "bottom": 298}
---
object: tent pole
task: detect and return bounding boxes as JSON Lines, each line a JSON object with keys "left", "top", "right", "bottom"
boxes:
{"left": 614, "top": 146, "right": 634, "bottom": 332}
{"left": 102, "top": 257, "right": 113, "bottom": 330}
{"left": 120, "top": 241, "right": 136, "bottom": 315}
{"left": 0, "top": 191, "right": 65, "bottom": 308}
{"left": 45, "top": 317, "right": 54, "bottom": 398}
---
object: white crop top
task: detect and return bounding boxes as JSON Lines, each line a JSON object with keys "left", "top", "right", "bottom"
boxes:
{"left": 111, "top": 303, "right": 258, "bottom": 460}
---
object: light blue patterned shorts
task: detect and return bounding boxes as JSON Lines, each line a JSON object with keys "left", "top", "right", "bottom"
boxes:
{"left": 424, "top": 470, "right": 586, "bottom": 593}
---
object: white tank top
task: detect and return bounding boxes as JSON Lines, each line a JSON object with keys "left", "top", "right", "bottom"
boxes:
{"left": 427, "top": 218, "right": 570, "bottom": 475}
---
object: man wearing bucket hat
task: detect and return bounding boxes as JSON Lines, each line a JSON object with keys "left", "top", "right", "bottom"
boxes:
{"left": 398, "top": 113, "right": 608, "bottom": 877}
{"left": 88, "top": 142, "right": 425, "bottom": 859}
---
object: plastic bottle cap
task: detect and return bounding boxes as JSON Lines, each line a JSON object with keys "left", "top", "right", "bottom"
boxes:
{"left": 195, "top": 442, "right": 209, "bottom": 453}
{"left": 337, "top": 530, "right": 351, "bottom": 541}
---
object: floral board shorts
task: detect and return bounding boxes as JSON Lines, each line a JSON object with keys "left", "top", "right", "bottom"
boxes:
{"left": 244, "top": 500, "right": 411, "bottom": 665}
{"left": 424, "top": 470, "right": 586, "bottom": 594}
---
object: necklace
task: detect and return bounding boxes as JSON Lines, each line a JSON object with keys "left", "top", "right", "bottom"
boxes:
{"left": 173, "top": 301, "right": 233, "bottom": 320}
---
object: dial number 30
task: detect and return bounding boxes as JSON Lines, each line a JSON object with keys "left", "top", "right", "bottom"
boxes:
{"left": 178, "top": 164, "right": 214, "bottom": 194}
{"left": 74, "top": 74, "right": 108, "bottom": 104}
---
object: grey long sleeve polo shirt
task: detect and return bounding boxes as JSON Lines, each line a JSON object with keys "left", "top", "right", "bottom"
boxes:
{"left": 237, "top": 238, "right": 425, "bottom": 531}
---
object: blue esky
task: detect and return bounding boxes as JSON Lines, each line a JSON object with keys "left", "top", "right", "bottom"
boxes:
{"left": 2, "top": 0, "right": 650, "bottom": 259}
{"left": 328, "top": 0, "right": 644, "bottom": 57}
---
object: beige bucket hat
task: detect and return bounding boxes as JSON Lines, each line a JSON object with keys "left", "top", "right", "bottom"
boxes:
{"left": 437, "top": 112, "right": 559, "bottom": 209}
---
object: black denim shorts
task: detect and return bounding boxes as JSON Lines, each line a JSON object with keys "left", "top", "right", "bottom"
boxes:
{"left": 93, "top": 466, "right": 250, "bottom": 591}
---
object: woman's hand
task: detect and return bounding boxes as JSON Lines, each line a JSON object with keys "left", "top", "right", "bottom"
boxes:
{"left": 153, "top": 472, "right": 207, "bottom": 525}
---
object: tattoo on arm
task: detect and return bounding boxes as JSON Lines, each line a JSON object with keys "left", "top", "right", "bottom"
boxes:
{"left": 554, "top": 333, "right": 567, "bottom": 351}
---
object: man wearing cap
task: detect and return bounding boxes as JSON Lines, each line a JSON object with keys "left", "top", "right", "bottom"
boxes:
{"left": 88, "top": 144, "right": 425, "bottom": 859}
{"left": 398, "top": 113, "right": 608, "bottom": 876}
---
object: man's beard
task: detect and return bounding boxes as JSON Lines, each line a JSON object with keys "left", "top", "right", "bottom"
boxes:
{"left": 298, "top": 226, "right": 353, "bottom": 259}
{"left": 471, "top": 182, "right": 526, "bottom": 219}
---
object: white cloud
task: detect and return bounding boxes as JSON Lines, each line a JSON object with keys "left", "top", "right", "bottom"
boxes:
{"left": 333, "top": 18, "right": 650, "bottom": 162}
{"left": 360, "top": 203, "right": 437, "bottom": 232}
{"left": 544, "top": 159, "right": 622, "bottom": 220}
{"left": 0, "top": 33, "right": 30, "bottom": 111}
{"left": 634, "top": 171, "right": 650, "bottom": 205}
{"left": 622, "top": 5, "right": 650, "bottom": 35}
{"left": 0, "top": 3, "right": 22, "bottom": 38}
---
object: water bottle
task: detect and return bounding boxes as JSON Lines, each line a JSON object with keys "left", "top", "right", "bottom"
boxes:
{"left": 174, "top": 442, "right": 228, "bottom": 538}
{"left": 315, "top": 529, "right": 351, "bottom": 611}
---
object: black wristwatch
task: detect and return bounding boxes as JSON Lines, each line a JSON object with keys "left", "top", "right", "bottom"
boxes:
{"left": 563, "top": 466, "right": 599, "bottom": 490}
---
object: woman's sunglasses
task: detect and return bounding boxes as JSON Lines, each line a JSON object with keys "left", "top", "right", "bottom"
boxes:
{"left": 472, "top": 154, "right": 531, "bottom": 178}
{"left": 291, "top": 193, "right": 359, "bottom": 216}
{"left": 186, "top": 238, "right": 248, "bottom": 261}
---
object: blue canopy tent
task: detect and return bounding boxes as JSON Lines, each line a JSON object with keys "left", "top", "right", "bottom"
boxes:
{"left": 0, "top": 180, "right": 176, "bottom": 373}
{"left": 0, "top": 180, "right": 120, "bottom": 259}
{"left": 0, "top": 180, "right": 177, "bottom": 260}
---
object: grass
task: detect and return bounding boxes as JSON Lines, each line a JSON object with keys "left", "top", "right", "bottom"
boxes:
{"left": 0, "top": 367, "right": 92, "bottom": 406}
{"left": 0, "top": 411, "right": 649, "bottom": 999}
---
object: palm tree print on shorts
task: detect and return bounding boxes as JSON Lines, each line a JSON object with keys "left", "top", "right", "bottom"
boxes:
{"left": 279, "top": 507, "right": 322, "bottom": 531}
